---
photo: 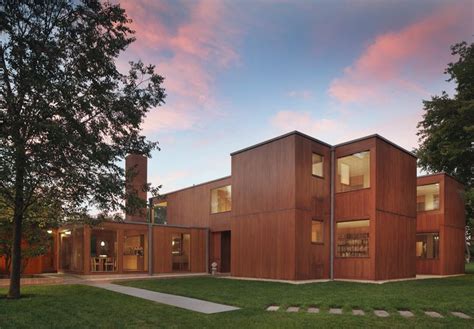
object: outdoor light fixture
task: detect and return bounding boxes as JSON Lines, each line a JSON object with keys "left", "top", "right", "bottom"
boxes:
{"left": 47, "top": 230, "right": 53, "bottom": 234}
{"left": 64, "top": 231, "right": 71, "bottom": 235}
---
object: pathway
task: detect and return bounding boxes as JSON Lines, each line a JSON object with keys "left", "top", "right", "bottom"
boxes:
{"left": 92, "top": 283, "right": 240, "bottom": 314}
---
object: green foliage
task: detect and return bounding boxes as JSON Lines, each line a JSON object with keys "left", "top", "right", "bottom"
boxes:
{"left": 415, "top": 41, "right": 474, "bottom": 229}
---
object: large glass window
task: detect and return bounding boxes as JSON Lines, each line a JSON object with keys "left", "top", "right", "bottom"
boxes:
{"left": 336, "top": 151, "right": 370, "bottom": 192}
{"left": 416, "top": 233, "right": 439, "bottom": 259}
{"left": 90, "top": 229, "right": 117, "bottom": 272}
{"left": 154, "top": 201, "right": 167, "bottom": 224}
{"left": 123, "top": 231, "right": 148, "bottom": 272}
{"left": 311, "top": 220, "right": 323, "bottom": 243}
{"left": 336, "top": 220, "right": 369, "bottom": 258}
{"left": 60, "top": 228, "right": 84, "bottom": 272}
{"left": 172, "top": 233, "right": 190, "bottom": 271}
{"left": 211, "top": 185, "right": 231, "bottom": 213}
{"left": 312, "top": 153, "right": 324, "bottom": 177}
{"left": 417, "top": 183, "right": 440, "bottom": 212}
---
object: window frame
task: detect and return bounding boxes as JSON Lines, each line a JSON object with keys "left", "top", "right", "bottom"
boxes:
{"left": 415, "top": 232, "right": 440, "bottom": 260}
{"left": 311, "top": 219, "right": 324, "bottom": 244}
{"left": 335, "top": 150, "right": 371, "bottom": 194}
{"left": 335, "top": 219, "right": 370, "bottom": 259}
{"left": 210, "top": 185, "right": 232, "bottom": 214}
{"left": 416, "top": 183, "right": 441, "bottom": 213}
{"left": 311, "top": 153, "right": 324, "bottom": 179}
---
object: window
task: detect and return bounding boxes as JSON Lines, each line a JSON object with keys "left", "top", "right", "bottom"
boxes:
{"left": 123, "top": 232, "right": 148, "bottom": 272}
{"left": 311, "top": 220, "right": 323, "bottom": 243}
{"left": 154, "top": 201, "right": 167, "bottom": 224}
{"left": 211, "top": 185, "right": 231, "bottom": 213}
{"left": 417, "top": 183, "right": 440, "bottom": 212}
{"left": 336, "top": 151, "right": 370, "bottom": 192}
{"left": 336, "top": 220, "right": 369, "bottom": 258}
{"left": 416, "top": 233, "right": 439, "bottom": 259}
{"left": 172, "top": 233, "right": 190, "bottom": 271}
{"left": 312, "top": 153, "right": 324, "bottom": 177}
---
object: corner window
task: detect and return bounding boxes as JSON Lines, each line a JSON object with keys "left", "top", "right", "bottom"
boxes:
{"left": 211, "top": 185, "right": 231, "bottom": 213}
{"left": 417, "top": 183, "right": 440, "bottom": 212}
{"left": 154, "top": 201, "right": 167, "bottom": 224}
{"left": 312, "top": 153, "right": 324, "bottom": 177}
{"left": 336, "top": 151, "right": 370, "bottom": 192}
{"left": 416, "top": 233, "right": 439, "bottom": 259}
{"left": 311, "top": 220, "right": 323, "bottom": 243}
{"left": 336, "top": 220, "right": 369, "bottom": 258}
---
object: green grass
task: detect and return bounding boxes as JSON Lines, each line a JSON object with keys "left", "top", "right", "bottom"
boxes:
{"left": 1, "top": 265, "right": 473, "bottom": 328}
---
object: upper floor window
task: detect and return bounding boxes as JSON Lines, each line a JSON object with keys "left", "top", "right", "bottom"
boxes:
{"left": 336, "top": 151, "right": 370, "bottom": 192}
{"left": 154, "top": 201, "right": 167, "bottom": 224}
{"left": 211, "top": 185, "right": 231, "bottom": 213}
{"left": 312, "top": 153, "right": 324, "bottom": 177}
{"left": 417, "top": 183, "right": 440, "bottom": 212}
{"left": 416, "top": 233, "right": 439, "bottom": 259}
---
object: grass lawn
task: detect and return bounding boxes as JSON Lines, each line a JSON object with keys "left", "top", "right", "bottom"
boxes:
{"left": 0, "top": 266, "right": 473, "bottom": 328}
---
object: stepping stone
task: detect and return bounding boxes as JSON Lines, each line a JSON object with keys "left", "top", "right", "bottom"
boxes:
{"left": 307, "top": 307, "right": 320, "bottom": 313}
{"left": 286, "top": 306, "right": 300, "bottom": 313}
{"left": 398, "top": 310, "right": 414, "bottom": 318}
{"left": 374, "top": 310, "right": 390, "bottom": 317}
{"left": 266, "top": 305, "right": 279, "bottom": 312}
{"left": 352, "top": 309, "right": 365, "bottom": 316}
{"left": 425, "top": 311, "right": 443, "bottom": 318}
{"left": 329, "top": 308, "right": 343, "bottom": 315}
{"left": 451, "top": 312, "right": 471, "bottom": 319}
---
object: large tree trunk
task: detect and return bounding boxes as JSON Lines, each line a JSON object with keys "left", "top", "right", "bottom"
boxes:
{"left": 7, "top": 145, "right": 26, "bottom": 299}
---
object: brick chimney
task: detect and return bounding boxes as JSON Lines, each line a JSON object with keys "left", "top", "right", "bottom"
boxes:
{"left": 125, "top": 154, "right": 148, "bottom": 222}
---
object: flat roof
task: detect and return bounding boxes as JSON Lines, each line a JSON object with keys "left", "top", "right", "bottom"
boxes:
{"left": 334, "top": 134, "right": 417, "bottom": 159}
{"left": 230, "top": 131, "right": 332, "bottom": 156}
{"left": 417, "top": 172, "right": 464, "bottom": 185}
{"left": 150, "top": 175, "right": 231, "bottom": 201}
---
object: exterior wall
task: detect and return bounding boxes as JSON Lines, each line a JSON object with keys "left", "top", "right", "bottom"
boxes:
{"left": 374, "top": 138, "right": 416, "bottom": 280}
{"left": 156, "top": 176, "right": 232, "bottom": 231}
{"left": 294, "top": 135, "right": 331, "bottom": 279}
{"left": 416, "top": 174, "right": 465, "bottom": 275}
{"left": 125, "top": 154, "right": 148, "bottom": 222}
{"left": 334, "top": 137, "right": 377, "bottom": 280}
{"left": 231, "top": 135, "right": 298, "bottom": 280}
{"left": 152, "top": 225, "right": 207, "bottom": 274}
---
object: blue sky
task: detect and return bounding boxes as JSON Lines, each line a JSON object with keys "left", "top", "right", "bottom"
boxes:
{"left": 116, "top": 0, "right": 473, "bottom": 194}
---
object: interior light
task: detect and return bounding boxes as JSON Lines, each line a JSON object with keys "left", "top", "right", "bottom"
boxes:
{"left": 100, "top": 241, "right": 106, "bottom": 247}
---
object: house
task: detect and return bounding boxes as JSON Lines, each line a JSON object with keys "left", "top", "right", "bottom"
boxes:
{"left": 0, "top": 131, "right": 466, "bottom": 281}
{"left": 416, "top": 173, "right": 466, "bottom": 275}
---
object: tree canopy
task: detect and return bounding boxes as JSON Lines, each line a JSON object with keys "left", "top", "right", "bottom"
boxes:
{"left": 415, "top": 41, "right": 474, "bottom": 247}
{"left": 0, "top": 0, "right": 165, "bottom": 298}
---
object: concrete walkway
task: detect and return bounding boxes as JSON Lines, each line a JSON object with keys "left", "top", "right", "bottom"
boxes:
{"left": 93, "top": 283, "right": 240, "bottom": 314}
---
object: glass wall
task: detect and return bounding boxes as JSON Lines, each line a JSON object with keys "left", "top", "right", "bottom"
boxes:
{"left": 311, "top": 220, "right": 323, "bottom": 243}
{"left": 416, "top": 233, "right": 439, "bottom": 259}
{"left": 211, "top": 185, "right": 232, "bottom": 213}
{"left": 90, "top": 229, "right": 117, "bottom": 272}
{"left": 312, "top": 153, "right": 324, "bottom": 177}
{"left": 123, "top": 231, "right": 148, "bottom": 272}
{"left": 60, "top": 228, "right": 84, "bottom": 272}
{"left": 154, "top": 201, "right": 168, "bottom": 224}
{"left": 336, "top": 151, "right": 370, "bottom": 192}
{"left": 171, "top": 233, "right": 190, "bottom": 271}
{"left": 336, "top": 220, "right": 369, "bottom": 258}
{"left": 417, "top": 183, "right": 440, "bottom": 212}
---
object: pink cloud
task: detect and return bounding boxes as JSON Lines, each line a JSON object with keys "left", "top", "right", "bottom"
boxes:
{"left": 329, "top": 2, "right": 472, "bottom": 103}
{"left": 117, "top": 0, "right": 241, "bottom": 133}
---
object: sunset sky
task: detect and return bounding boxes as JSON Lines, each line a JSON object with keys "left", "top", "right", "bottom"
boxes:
{"left": 117, "top": 0, "right": 473, "bottom": 194}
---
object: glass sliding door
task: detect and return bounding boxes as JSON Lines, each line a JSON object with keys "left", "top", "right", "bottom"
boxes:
{"left": 171, "top": 233, "right": 190, "bottom": 271}
{"left": 90, "top": 229, "right": 117, "bottom": 272}
{"left": 123, "top": 231, "right": 148, "bottom": 272}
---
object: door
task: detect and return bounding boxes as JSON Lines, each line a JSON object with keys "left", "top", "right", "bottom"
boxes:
{"left": 220, "top": 231, "right": 231, "bottom": 273}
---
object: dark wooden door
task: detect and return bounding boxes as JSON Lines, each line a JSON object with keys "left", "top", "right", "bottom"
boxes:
{"left": 220, "top": 231, "right": 231, "bottom": 273}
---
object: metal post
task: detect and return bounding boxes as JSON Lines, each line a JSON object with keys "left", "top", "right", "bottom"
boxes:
{"left": 330, "top": 147, "right": 335, "bottom": 280}
{"left": 148, "top": 198, "right": 153, "bottom": 276}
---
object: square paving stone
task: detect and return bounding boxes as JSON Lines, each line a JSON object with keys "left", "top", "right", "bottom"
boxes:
{"left": 286, "top": 306, "right": 300, "bottom": 313}
{"left": 451, "top": 312, "right": 471, "bottom": 319}
{"left": 266, "top": 305, "right": 279, "bottom": 312}
{"left": 352, "top": 309, "right": 365, "bottom": 316}
{"left": 398, "top": 310, "right": 414, "bottom": 318}
{"left": 425, "top": 311, "right": 443, "bottom": 318}
{"left": 307, "top": 307, "right": 320, "bottom": 313}
{"left": 329, "top": 308, "right": 343, "bottom": 315}
{"left": 374, "top": 310, "right": 390, "bottom": 317}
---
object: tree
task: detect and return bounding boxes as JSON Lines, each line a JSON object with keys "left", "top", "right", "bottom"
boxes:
{"left": 415, "top": 41, "right": 474, "bottom": 261}
{"left": 0, "top": 1, "right": 165, "bottom": 298}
